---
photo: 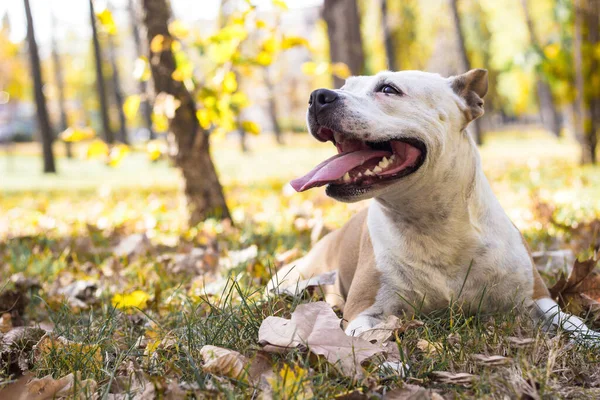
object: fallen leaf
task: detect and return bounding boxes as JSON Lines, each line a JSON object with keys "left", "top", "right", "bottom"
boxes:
{"left": 22, "top": 372, "right": 97, "bottom": 400}
{"left": 0, "top": 326, "right": 46, "bottom": 373}
{"left": 58, "top": 280, "right": 98, "bottom": 309}
{"left": 266, "top": 363, "right": 313, "bottom": 399}
{"left": 548, "top": 257, "right": 600, "bottom": 322}
{"left": 416, "top": 339, "right": 441, "bottom": 355}
{"left": 471, "top": 354, "right": 511, "bottom": 366}
{"left": 200, "top": 345, "right": 248, "bottom": 380}
{"left": 113, "top": 233, "right": 152, "bottom": 258}
{"left": 0, "top": 313, "right": 13, "bottom": 333}
{"left": 507, "top": 336, "right": 535, "bottom": 347}
{"left": 358, "top": 316, "right": 424, "bottom": 344}
{"left": 431, "top": 371, "right": 476, "bottom": 386}
{"left": 112, "top": 290, "right": 151, "bottom": 310}
{"left": 258, "top": 302, "right": 388, "bottom": 380}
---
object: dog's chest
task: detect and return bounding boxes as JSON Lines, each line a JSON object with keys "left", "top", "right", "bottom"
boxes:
{"left": 367, "top": 204, "right": 534, "bottom": 315}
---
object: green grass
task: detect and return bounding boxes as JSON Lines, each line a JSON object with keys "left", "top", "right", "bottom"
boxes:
{"left": 1, "top": 129, "right": 600, "bottom": 398}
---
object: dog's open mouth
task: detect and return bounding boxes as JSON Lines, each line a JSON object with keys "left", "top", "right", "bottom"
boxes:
{"left": 291, "top": 127, "right": 427, "bottom": 192}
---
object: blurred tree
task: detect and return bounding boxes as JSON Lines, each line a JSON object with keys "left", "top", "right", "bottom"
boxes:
{"left": 380, "top": 0, "right": 397, "bottom": 71}
{"left": 128, "top": 0, "right": 155, "bottom": 140}
{"left": 51, "top": 10, "right": 73, "bottom": 158}
{"left": 142, "top": 0, "right": 231, "bottom": 224}
{"left": 24, "top": 0, "right": 56, "bottom": 173}
{"left": 573, "top": 0, "right": 599, "bottom": 164}
{"left": 107, "top": 32, "right": 128, "bottom": 144}
{"left": 264, "top": 68, "right": 283, "bottom": 145}
{"left": 89, "top": 0, "right": 114, "bottom": 144}
{"left": 521, "top": 0, "right": 562, "bottom": 137}
{"left": 449, "top": 0, "right": 484, "bottom": 145}
{"left": 323, "top": 0, "right": 365, "bottom": 87}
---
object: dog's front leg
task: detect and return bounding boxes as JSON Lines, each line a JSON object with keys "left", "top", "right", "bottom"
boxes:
{"left": 533, "top": 297, "right": 600, "bottom": 346}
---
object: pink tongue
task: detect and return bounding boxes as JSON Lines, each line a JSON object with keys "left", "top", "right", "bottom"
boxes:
{"left": 290, "top": 150, "right": 391, "bottom": 192}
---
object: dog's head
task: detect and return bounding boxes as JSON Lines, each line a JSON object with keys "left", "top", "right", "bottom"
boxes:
{"left": 290, "top": 69, "right": 488, "bottom": 202}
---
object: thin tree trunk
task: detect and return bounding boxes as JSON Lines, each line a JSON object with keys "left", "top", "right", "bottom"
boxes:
{"left": 128, "top": 0, "right": 155, "bottom": 140}
{"left": 108, "top": 33, "right": 128, "bottom": 144}
{"left": 380, "top": 0, "right": 397, "bottom": 71}
{"left": 586, "top": 0, "right": 599, "bottom": 164}
{"left": 521, "top": 0, "right": 562, "bottom": 137}
{"left": 142, "top": 0, "right": 230, "bottom": 224}
{"left": 449, "top": 0, "right": 483, "bottom": 145}
{"left": 51, "top": 9, "right": 72, "bottom": 158}
{"left": 89, "top": 0, "right": 114, "bottom": 144}
{"left": 24, "top": 0, "right": 56, "bottom": 173}
{"left": 574, "top": 0, "right": 594, "bottom": 164}
{"left": 264, "top": 69, "right": 283, "bottom": 145}
{"left": 323, "top": 0, "right": 365, "bottom": 88}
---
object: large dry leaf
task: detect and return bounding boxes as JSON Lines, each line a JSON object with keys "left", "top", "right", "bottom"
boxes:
{"left": 548, "top": 257, "right": 600, "bottom": 322}
{"left": 384, "top": 383, "right": 443, "bottom": 399}
{"left": 471, "top": 354, "right": 511, "bottom": 366}
{"left": 0, "top": 326, "right": 46, "bottom": 373}
{"left": 19, "top": 372, "right": 97, "bottom": 400}
{"left": 258, "top": 302, "right": 388, "bottom": 380}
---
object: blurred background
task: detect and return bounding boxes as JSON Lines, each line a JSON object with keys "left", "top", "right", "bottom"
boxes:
{"left": 0, "top": 0, "right": 599, "bottom": 247}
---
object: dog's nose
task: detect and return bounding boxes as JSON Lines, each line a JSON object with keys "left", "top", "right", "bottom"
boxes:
{"left": 309, "top": 89, "right": 339, "bottom": 113}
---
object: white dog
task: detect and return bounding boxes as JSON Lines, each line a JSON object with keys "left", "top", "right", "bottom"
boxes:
{"left": 270, "top": 69, "right": 599, "bottom": 344}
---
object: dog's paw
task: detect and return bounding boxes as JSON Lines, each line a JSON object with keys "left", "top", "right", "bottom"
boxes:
{"left": 344, "top": 315, "right": 381, "bottom": 336}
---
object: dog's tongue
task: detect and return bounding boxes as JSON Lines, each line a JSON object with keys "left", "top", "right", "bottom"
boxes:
{"left": 290, "top": 150, "right": 391, "bottom": 192}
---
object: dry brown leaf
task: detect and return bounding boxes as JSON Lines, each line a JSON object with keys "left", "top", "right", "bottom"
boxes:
{"left": 21, "top": 372, "right": 97, "bottom": 400}
{"left": 548, "top": 257, "right": 600, "bottom": 321}
{"left": 416, "top": 339, "right": 441, "bottom": 355}
{"left": 471, "top": 354, "right": 511, "bottom": 366}
{"left": 431, "top": 371, "right": 476, "bottom": 386}
{"left": 113, "top": 233, "right": 152, "bottom": 258}
{"left": 384, "top": 383, "right": 442, "bottom": 399}
{"left": 0, "top": 313, "right": 13, "bottom": 333}
{"left": 359, "top": 316, "right": 423, "bottom": 344}
{"left": 258, "top": 301, "right": 388, "bottom": 380}
{"left": 507, "top": 336, "right": 535, "bottom": 347}
{"left": 0, "top": 326, "right": 46, "bottom": 373}
{"left": 200, "top": 345, "right": 248, "bottom": 381}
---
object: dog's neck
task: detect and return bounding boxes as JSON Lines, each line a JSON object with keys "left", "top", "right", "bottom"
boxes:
{"left": 369, "top": 136, "right": 511, "bottom": 267}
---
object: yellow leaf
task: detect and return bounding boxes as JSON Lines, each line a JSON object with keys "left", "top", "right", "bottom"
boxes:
{"left": 231, "top": 92, "right": 250, "bottom": 108}
{"left": 196, "top": 109, "right": 212, "bottom": 130}
{"left": 256, "top": 51, "right": 273, "bottom": 66}
{"left": 169, "top": 20, "right": 190, "bottom": 38}
{"left": 544, "top": 43, "right": 560, "bottom": 60}
{"left": 262, "top": 37, "right": 280, "bottom": 54}
{"left": 60, "top": 127, "right": 95, "bottom": 142}
{"left": 133, "top": 57, "right": 151, "bottom": 81}
{"left": 200, "top": 345, "right": 249, "bottom": 381}
{"left": 282, "top": 36, "right": 309, "bottom": 50}
{"left": 152, "top": 113, "right": 169, "bottom": 132}
{"left": 267, "top": 364, "right": 312, "bottom": 399}
{"left": 112, "top": 290, "right": 150, "bottom": 309}
{"left": 86, "top": 139, "right": 109, "bottom": 159}
{"left": 150, "top": 34, "right": 166, "bottom": 53}
{"left": 123, "top": 95, "right": 141, "bottom": 121}
{"left": 256, "top": 19, "right": 268, "bottom": 29}
{"left": 96, "top": 8, "right": 117, "bottom": 35}
{"left": 108, "top": 143, "right": 130, "bottom": 167}
{"left": 241, "top": 120, "right": 261, "bottom": 135}
{"left": 331, "top": 62, "right": 352, "bottom": 79}
{"left": 223, "top": 71, "right": 238, "bottom": 93}
{"left": 273, "top": 0, "right": 289, "bottom": 10}
{"left": 301, "top": 61, "right": 317, "bottom": 75}
{"left": 146, "top": 140, "right": 166, "bottom": 161}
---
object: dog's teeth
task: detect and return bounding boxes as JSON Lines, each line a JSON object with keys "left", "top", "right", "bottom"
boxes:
{"left": 343, "top": 172, "right": 351, "bottom": 182}
{"left": 364, "top": 170, "right": 374, "bottom": 176}
{"left": 356, "top": 172, "right": 362, "bottom": 178}
{"left": 378, "top": 157, "right": 390, "bottom": 169}
{"left": 373, "top": 166, "right": 383, "bottom": 173}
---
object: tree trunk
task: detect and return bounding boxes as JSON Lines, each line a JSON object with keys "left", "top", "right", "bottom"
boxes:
{"left": 449, "top": 0, "right": 483, "bottom": 145}
{"left": 573, "top": 0, "right": 597, "bottom": 164}
{"left": 108, "top": 33, "right": 128, "bottom": 144}
{"left": 323, "top": 0, "right": 365, "bottom": 88}
{"left": 51, "top": 9, "right": 72, "bottom": 158}
{"left": 586, "top": 0, "right": 599, "bottom": 164}
{"left": 141, "top": 0, "right": 230, "bottom": 224}
{"left": 521, "top": 0, "right": 562, "bottom": 137}
{"left": 380, "top": 0, "right": 397, "bottom": 71}
{"left": 24, "top": 0, "right": 56, "bottom": 173}
{"left": 89, "top": 0, "right": 114, "bottom": 144}
{"left": 264, "top": 69, "right": 283, "bottom": 145}
{"left": 128, "top": 0, "right": 155, "bottom": 140}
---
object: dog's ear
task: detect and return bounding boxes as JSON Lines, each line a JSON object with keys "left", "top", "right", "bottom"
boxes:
{"left": 450, "top": 69, "right": 488, "bottom": 121}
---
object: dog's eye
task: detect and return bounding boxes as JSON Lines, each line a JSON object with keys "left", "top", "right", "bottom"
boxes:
{"left": 378, "top": 85, "right": 401, "bottom": 95}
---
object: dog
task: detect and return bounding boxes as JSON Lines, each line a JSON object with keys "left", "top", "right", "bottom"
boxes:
{"left": 269, "top": 69, "right": 599, "bottom": 343}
